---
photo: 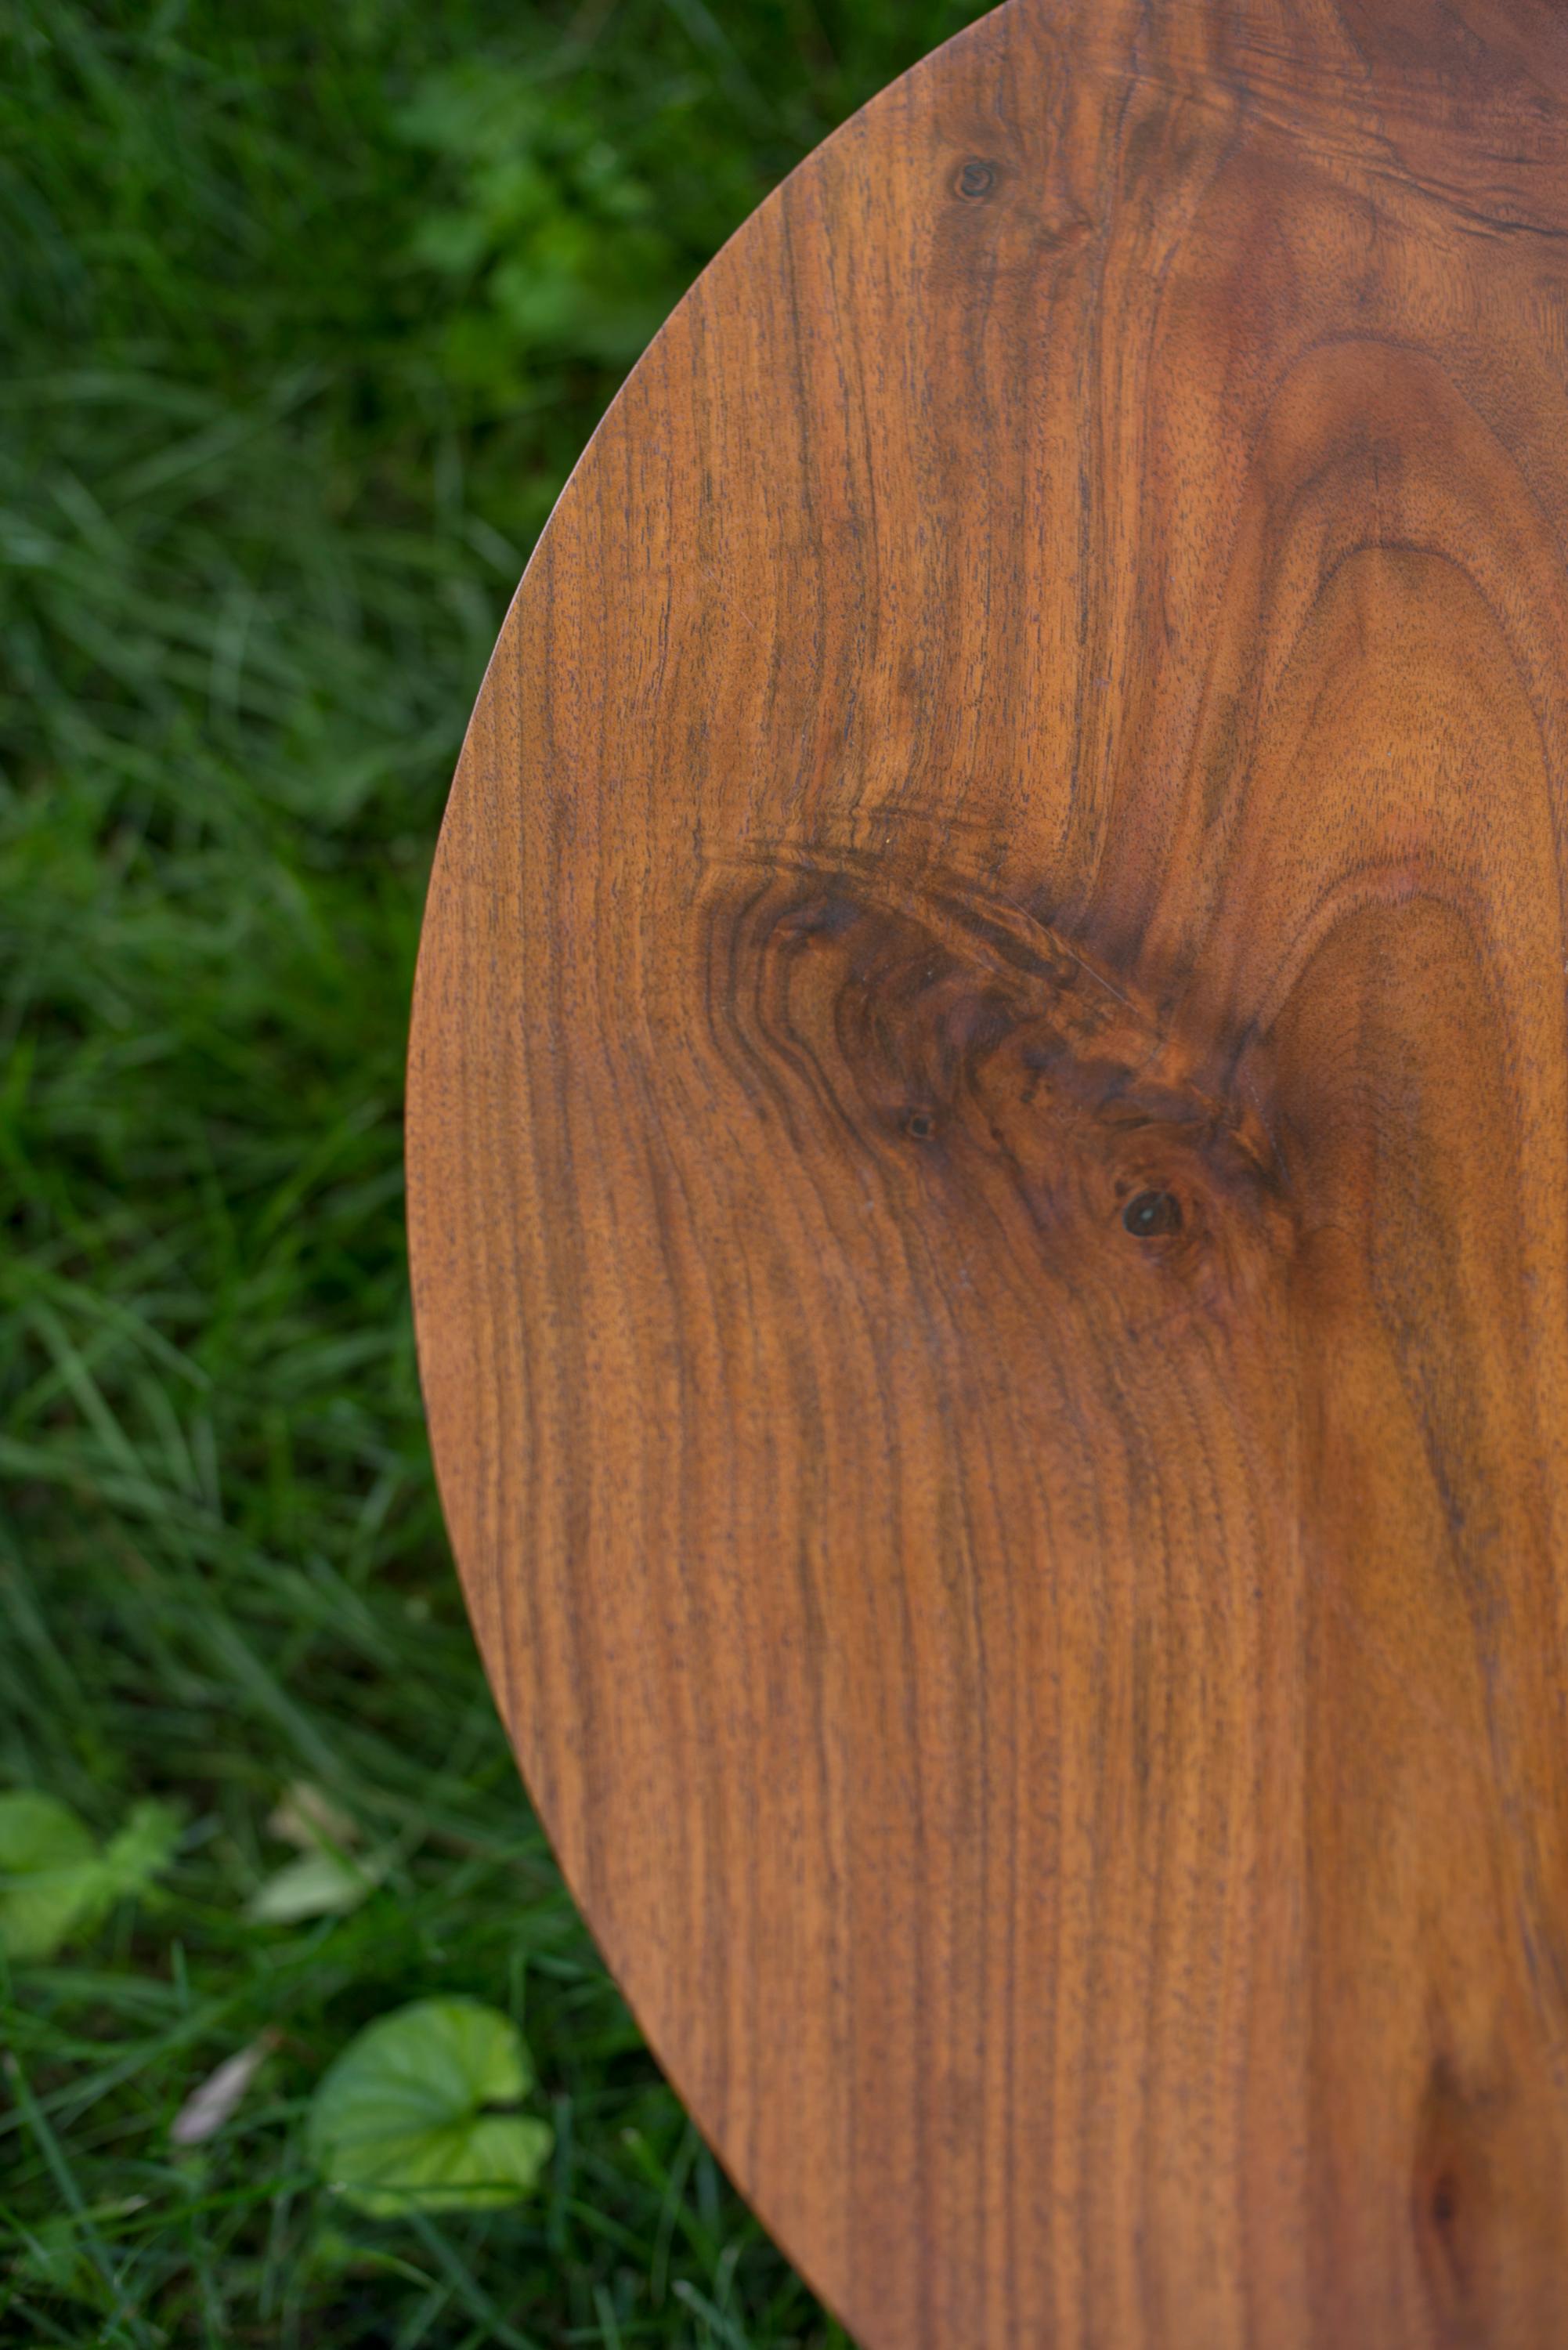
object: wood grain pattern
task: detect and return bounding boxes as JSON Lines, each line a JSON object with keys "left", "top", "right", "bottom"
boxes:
{"left": 406, "top": 2, "right": 1568, "bottom": 2340}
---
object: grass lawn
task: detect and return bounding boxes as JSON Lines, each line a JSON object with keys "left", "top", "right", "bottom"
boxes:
{"left": 0, "top": 2, "right": 985, "bottom": 2341}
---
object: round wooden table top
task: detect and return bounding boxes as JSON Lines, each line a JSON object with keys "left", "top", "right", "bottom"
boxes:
{"left": 407, "top": 2, "right": 1568, "bottom": 2341}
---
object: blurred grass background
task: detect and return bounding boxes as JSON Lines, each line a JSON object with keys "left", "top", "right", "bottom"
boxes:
{"left": 0, "top": 2, "right": 988, "bottom": 2341}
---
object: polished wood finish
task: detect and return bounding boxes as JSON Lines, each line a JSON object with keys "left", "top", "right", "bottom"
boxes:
{"left": 407, "top": 2, "right": 1568, "bottom": 2341}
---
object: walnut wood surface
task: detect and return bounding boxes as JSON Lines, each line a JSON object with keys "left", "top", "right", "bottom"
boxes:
{"left": 406, "top": 2, "right": 1568, "bottom": 2341}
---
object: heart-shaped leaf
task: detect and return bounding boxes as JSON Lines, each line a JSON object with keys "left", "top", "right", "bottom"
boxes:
{"left": 307, "top": 1998, "right": 553, "bottom": 2218}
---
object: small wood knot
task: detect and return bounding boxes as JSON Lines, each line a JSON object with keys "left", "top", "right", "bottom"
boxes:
{"left": 955, "top": 158, "right": 997, "bottom": 201}
{"left": 905, "top": 1109, "right": 938, "bottom": 1141}
{"left": 1123, "top": 1188, "right": 1182, "bottom": 1238}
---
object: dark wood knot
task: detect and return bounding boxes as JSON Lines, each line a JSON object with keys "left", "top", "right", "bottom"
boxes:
{"left": 1122, "top": 1188, "right": 1183, "bottom": 1239}
{"left": 955, "top": 158, "right": 997, "bottom": 201}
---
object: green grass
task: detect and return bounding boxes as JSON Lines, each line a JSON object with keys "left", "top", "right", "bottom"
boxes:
{"left": 0, "top": 1, "right": 987, "bottom": 2340}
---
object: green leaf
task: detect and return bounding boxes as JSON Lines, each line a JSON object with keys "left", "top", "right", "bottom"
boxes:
{"left": 0, "top": 1792, "right": 180, "bottom": 1960}
{"left": 97, "top": 1800, "right": 182, "bottom": 1904}
{"left": 10, "top": 2214, "right": 110, "bottom": 2309}
{"left": 0, "top": 1792, "right": 97, "bottom": 1960}
{"left": 308, "top": 1998, "right": 554, "bottom": 2218}
{"left": 248, "top": 1846, "right": 387, "bottom": 1925}
{"left": 8, "top": 2198, "right": 146, "bottom": 2310}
